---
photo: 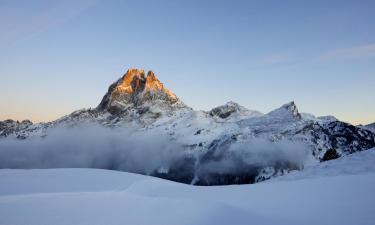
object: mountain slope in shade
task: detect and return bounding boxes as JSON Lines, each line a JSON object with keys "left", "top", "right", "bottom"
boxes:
{"left": 0, "top": 68, "right": 374, "bottom": 185}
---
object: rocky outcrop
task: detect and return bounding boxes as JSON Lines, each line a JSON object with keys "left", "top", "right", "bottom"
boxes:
{"left": 0, "top": 119, "right": 34, "bottom": 139}
{"left": 98, "top": 69, "right": 181, "bottom": 114}
{"left": 322, "top": 148, "right": 340, "bottom": 161}
{"left": 209, "top": 101, "right": 263, "bottom": 119}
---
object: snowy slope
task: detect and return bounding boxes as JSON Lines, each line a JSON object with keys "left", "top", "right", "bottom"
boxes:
{"left": 363, "top": 122, "right": 375, "bottom": 132}
{"left": 1, "top": 148, "right": 375, "bottom": 225}
{"left": 208, "top": 101, "right": 263, "bottom": 122}
{"left": 273, "top": 147, "right": 375, "bottom": 181}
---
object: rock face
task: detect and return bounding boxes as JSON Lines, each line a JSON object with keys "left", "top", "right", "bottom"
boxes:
{"left": 98, "top": 69, "right": 181, "bottom": 114}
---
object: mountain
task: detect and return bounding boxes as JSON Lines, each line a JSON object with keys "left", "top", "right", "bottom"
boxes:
{"left": 98, "top": 68, "right": 184, "bottom": 114}
{"left": 1, "top": 68, "right": 375, "bottom": 185}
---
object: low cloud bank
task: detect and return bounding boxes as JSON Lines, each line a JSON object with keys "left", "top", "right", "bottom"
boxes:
{"left": 0, "top": 125, "right": 312, "bottom": 185}
{"left": 195, "top": 138, "right": 311, "bottom": 184}
{"left": 0, "top": 125, "right": 184, "bottom": 175}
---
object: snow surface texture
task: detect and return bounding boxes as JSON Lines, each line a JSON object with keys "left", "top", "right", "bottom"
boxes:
{"left": 274, "top": 147, "right": 375, "bottom": 181}
{"left": 0, "top": 148, "right": 375, "bottom": 225}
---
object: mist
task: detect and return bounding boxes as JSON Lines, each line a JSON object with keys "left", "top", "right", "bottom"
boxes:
{"left": 193, "top": 138, "right": 312, "bottom": 184}
{"left": 0, "top": 124, "right": 184, "bottom": 175}
{"left": 0, "top": 124, "right": 312, "bottom": 185}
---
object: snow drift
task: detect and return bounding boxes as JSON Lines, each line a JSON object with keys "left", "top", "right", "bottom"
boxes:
{"left": 1, "top": 149, "right": 375, "bottom": 225}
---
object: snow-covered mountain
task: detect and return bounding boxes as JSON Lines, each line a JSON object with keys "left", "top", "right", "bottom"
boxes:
{"left": 1, "top": 68, "right": 374, "bottom": 185}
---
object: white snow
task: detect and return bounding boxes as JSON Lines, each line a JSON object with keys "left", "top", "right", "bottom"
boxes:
{"left": 273, "top": 147, "right": 375, "bottom": 181}
{"left": 1, "top": 148, "right": 375, "bottom": 225}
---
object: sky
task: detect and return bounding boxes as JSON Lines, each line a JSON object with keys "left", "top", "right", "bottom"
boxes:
{"left": 0, "top": 0, "right": 374, "bottom": 125}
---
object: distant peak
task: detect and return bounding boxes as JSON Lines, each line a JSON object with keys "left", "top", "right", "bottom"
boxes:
{"left": 98, "top": 68, "right": 182, "bottom": 114}
{"left": 209, "top": 101, "right": 263, "bottom": 119}
{"left": 282, "top": 101, "right": 300, "bottom": 116}
{"left": 283, "top": 101, "right": 296, "bottom": 107}
{"left": 267, "top": 101, "right": 301, "bottom": 120}
{"left": 224, "top": 101, "right": 240, "bottom": 107}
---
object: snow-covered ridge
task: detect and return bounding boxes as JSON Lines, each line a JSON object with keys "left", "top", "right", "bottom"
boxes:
{"left": 267, "top": 101, "right": 301, "bottom": 120}
{"left": 362, "top": 122, "right": 375, "bottom": 132}
{"left": 1, "top": 68, "right": 375, "bottom": 185}
{"left": 208, "top": 101, "right": 263, "bottom": 121}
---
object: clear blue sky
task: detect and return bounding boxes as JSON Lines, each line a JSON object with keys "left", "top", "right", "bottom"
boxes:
{"left": 0, "top": 0, "right": 374, "bottom": 125}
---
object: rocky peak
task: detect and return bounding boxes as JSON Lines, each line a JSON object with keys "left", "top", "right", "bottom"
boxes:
{"left": 98, "top": 68, "right": 181, "bottom": 114}
{"left": 267, "top": 101, "right": 301, "bottom": 120}
{"left": 209, "top": 101, "right": 241, "bottom": 119}
{"left": 283, "top": 101, "right": 301, "bottom": 118}
{"left": 114, "top": 68, "right": 146, "bottom": 94}
{"left": 209, "top": 101, "right": 263, "bottom": 119}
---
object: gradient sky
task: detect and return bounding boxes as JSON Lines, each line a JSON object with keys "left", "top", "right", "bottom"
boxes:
{"left": 0, "top": 0, "right": 374, "bottom": 125}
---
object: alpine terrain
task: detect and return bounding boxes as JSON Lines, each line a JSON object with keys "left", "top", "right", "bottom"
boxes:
{"left": 1, "top": 68, "right": 375, "bottom": 185}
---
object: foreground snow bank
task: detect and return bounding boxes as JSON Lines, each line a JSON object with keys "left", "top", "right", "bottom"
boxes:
{"left": 0, "top": 149, "right": 375, "bottom": 225}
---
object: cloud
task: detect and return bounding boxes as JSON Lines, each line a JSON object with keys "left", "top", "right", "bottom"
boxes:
{"left": 320, "top": 43, "right": 375, "bottom": 60}
{"left": 196, "top": 138, "right": 310, "bottom": 182}
{"left": 0, "top": 124, "right": 184, "bottom": 175}
{"left": 0, "top": 124, "right": 311, "bottom": 185}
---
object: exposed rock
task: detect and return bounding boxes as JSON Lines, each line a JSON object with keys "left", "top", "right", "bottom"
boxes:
{"left": 0, "top": 119, "right": 35, "bottom": 139}
{"left": 209, "top": 101, "right": 262, "bottom": 119}
{"left": 322, "top": 148, "right": 340, "bottom": 161}
{"left": 98, "top": 69, "right": 181, "bottom": 114}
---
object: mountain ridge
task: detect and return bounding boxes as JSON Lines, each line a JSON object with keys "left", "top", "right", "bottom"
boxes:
{"left": 1, "top": 68, "right": 374, "bottom": 185}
